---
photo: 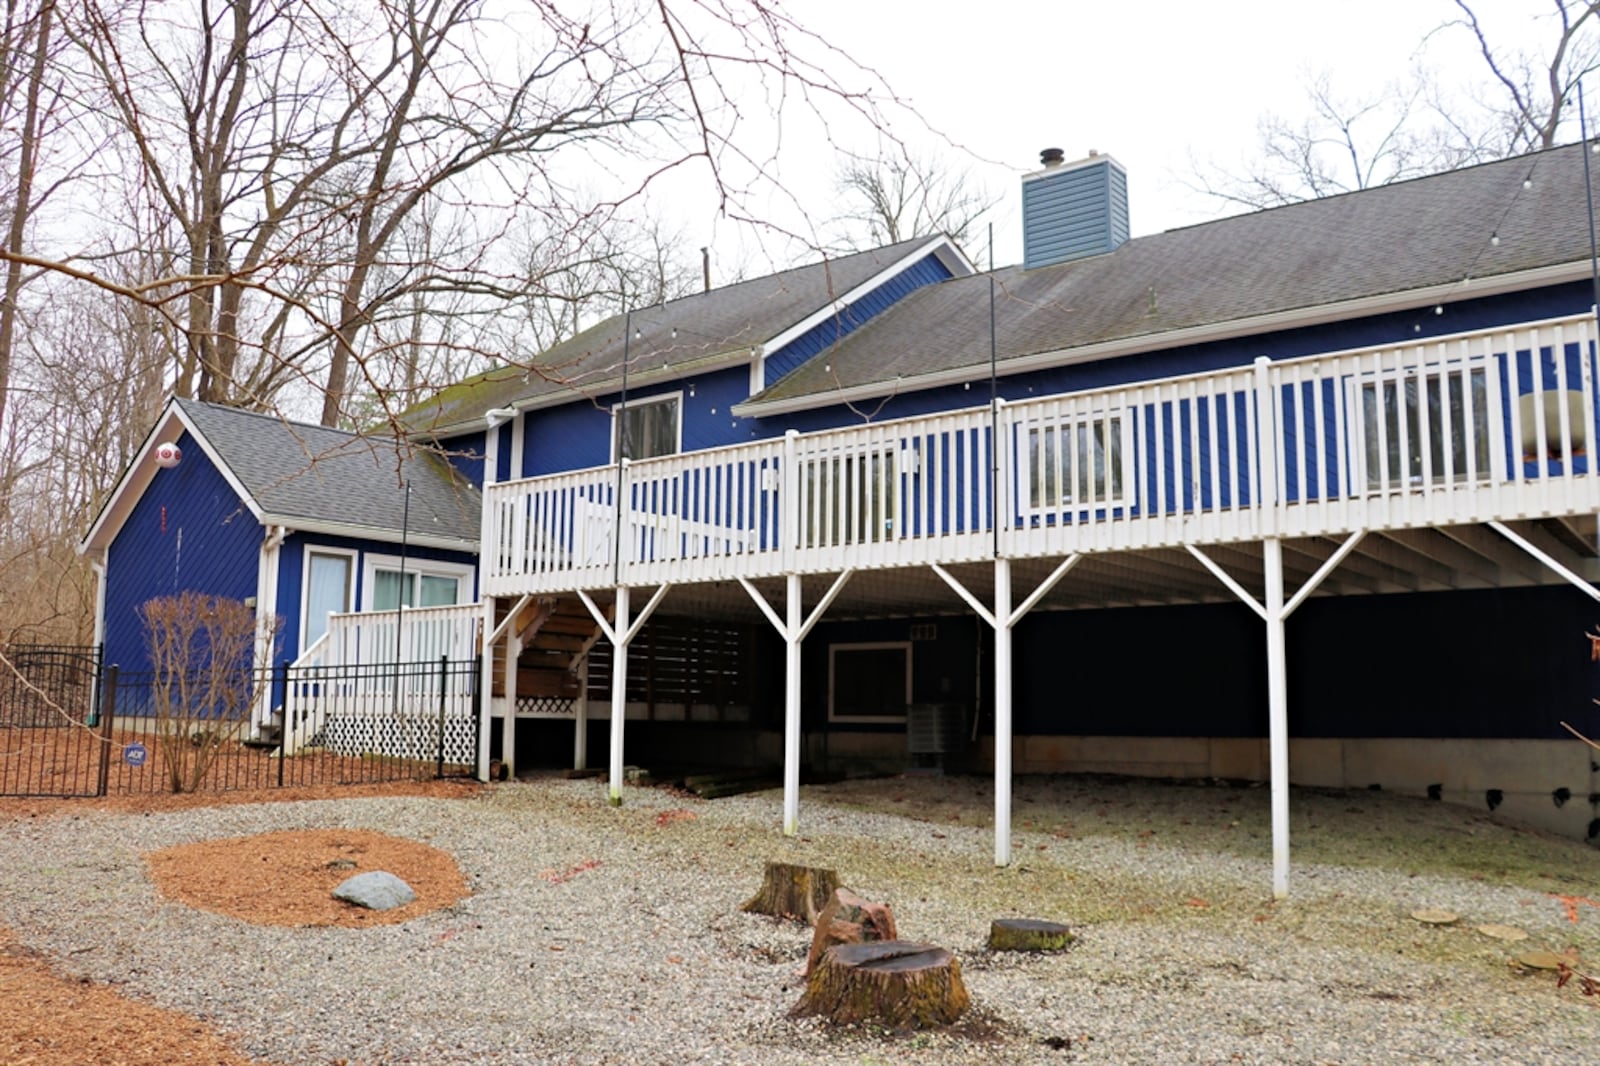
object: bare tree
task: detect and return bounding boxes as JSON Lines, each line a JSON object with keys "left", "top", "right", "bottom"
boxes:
{"left": 828, "top": 149, "right": 997, "bottom": 253}
{"left": 1449, "top": 0, "right": 1600, "bottom": 153}
{"left": 1196, "top": 0, "right": 1600, "bottom": 211}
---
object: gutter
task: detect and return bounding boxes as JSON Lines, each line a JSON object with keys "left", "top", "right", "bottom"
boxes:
{"left": 733, "top": 260, "right": 1594, "bottom": 419}
{"left": 262, "top": 515, "right": 480, "bottom": 554}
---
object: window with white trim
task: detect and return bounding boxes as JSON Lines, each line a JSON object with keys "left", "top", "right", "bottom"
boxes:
{"left": 1019, "top": 409, "right": 1131, "bottom": 511}
{"left": 828, "top": 642, "right": 911, "bottom": 723}
{"left": 612, "top": 391, "right": 682, "bottom": 461}
{"left": 360, "top": 554, "right": 474, "bottom": 611}
{"left": 1350, "top": 358, "right": 1494, "bottom": 492}
{"left": 301, "top": 547, "right": 356, "bottom": 651}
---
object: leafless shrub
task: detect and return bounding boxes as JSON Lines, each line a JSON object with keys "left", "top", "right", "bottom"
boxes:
{"left": 139, "top": 592, "right": 276, "bottom": 793}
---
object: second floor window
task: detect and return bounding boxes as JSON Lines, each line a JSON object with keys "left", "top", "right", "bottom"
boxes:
{"left": 613, "top": 393, "right": 681, "bottom": 461}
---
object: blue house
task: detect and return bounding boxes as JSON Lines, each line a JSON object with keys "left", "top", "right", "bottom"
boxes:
{"left": 89, "top": 143, "right": 1600, "bottom": 893}
{"left": 80, "top": 399, "right": 482, "bottom": 743}
{"left": 405, "top": 143, "right": 1600, "bottom": 896}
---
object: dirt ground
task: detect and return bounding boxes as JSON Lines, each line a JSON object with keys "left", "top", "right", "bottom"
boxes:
{"left": 0, "top": 779, "right": 479, "bottom": 1066}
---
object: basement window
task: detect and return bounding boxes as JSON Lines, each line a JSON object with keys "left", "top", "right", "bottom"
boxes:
{"left": 828, "top": 642, "right": 911, "bottom": 724}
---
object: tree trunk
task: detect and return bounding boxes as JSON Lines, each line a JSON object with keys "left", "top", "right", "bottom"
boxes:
{"left": 792, "top": 940, "right": 970, "bottom": 1028}
{"left": 987, "top": 917, "right": 1073, "bottom": 952}
{"left": 805, "top": 887, "right": 897, "bottom": 976}
{"left": 739, "top": 862, "right": 839, "bottom": 923}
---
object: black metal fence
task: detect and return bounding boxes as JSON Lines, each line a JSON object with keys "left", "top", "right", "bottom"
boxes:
{"left": 0, "top": 644, "right": 108, "bottom": 797}
{"left": 0, "top": 644, "right": 481, "bottom": 799}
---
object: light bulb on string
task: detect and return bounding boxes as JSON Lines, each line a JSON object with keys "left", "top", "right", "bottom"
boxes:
{"left": 1491, "top": 233, "right": 1500, "bottom": 246}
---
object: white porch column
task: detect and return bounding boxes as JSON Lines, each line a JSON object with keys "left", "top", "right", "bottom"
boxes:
{"left": 500, "top": 628, "right": 521, "bottom": 779}
{"left": 993, "top": 557, "right": 1013, "bottom": 867}
{"left": 576, "top": 584, "right": 670, "bottom": 807}
{"left": 932, "top": 555, "right": 1078, "bottom": 869}
{"left": 739, "top": 571, "right": 854, "bottom": 837}
{"left": 476, "top": 596, "right": 496, "bottom": 781}
{"left": 1263, "top": 537, "right": 1290, "bottom": 899}
{"left": 783, "top": 573, "right": 802, "bottom": 836}
{"left": 608, "top": 585, "right": 630, "bottom": 806}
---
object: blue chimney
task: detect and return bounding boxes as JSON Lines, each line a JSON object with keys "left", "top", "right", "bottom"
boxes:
{"left": 1022, "top": 149, "right": 1129, "bottom": 269}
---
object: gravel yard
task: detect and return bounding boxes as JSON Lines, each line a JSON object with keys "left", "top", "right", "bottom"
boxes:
{"left": 2, "top": 772, "right": 1598, "bottom": 1064}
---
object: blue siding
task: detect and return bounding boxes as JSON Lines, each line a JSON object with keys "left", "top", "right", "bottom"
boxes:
{"left": 1009, "top": 586, "right": 1593, "bottom": 741}
{"left": 762, "top": 254, "right": 955, "bottom": 386}
{"left": 277, "top": 532, "right": 479, "bottom": 659}
{"left": 102, "top": 431, "right": 263, "bottom": 674}
{"left": 442, "top": 430, "right": 486, "bottom": 486}
{"left": 520, "top": 365, "right": 757, "bottom": 476}
{"left": 1023, "top": 157, "right": 1130, "bottom": 269}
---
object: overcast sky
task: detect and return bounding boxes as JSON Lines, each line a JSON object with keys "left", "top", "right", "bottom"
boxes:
{"left": 702, "top": 0, "right": 1572, "bottom": 269}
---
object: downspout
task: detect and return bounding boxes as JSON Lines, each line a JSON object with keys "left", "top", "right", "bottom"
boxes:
{"left": 252, "top": 525, "right": 288, "bottom": 733}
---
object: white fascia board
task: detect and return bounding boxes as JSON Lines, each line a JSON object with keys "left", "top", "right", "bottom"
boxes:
{"left": 759, "top": 237, "right": 974, "bottom": 358}
{"left": 263, "top": 515, "right": 479, "bottom": 555}
{"left": 79, "top": 400, "right": 266, "bottom": 554}
{"left": 732, "top": 260, "right": 1594, "bottom": 418}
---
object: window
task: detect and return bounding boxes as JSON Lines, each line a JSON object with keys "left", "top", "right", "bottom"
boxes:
{"left": 1355, "top": 362, "right": 1492, "bottom": 492}
{"left": 360, "top": 554, "right": 474, "bottom": 611}
{"left": 612, "top": 392, "right": 682, "bottom": 461}
{"left": 828, "top": 642, "right": 911, "bottom": 723}
{"left": 301, "top": 548, "right": 355, "bottom": 651}
{"left": 1020, "top": 411, "right": 1129, "bottom": 511}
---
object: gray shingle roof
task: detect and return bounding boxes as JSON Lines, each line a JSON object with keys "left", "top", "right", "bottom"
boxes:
{"left": 402, "top": 237, "right": 953, "bottom": 435}
{"left": 744, "top": 143, "right": 1597, "bottom": 410}
{"left": 177, "top": 399, "right": 480, "bottom": 543}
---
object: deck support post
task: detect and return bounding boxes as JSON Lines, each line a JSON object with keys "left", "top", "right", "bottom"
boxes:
{"left": 931, "top": 554, "right": 1080, "bottom": 868}
{"left": 500, "top": 628, "right": 520, "bottom": 779}
{"left": 608, "top": 585, "right": 630, "bottom": 806}
{"left": 1187, "top": 531, "right": 1362, "bottom": 899}
{"left": 739, "top": 570, "right": 855, "bottom": 836}
{"left": 784, "top": 572, "right": 802, "bottom": 835}
{"left": 993, "top": 557, "right": 1013, "bottom": 868}
{"left": 1263, "top": 537, "right": 1290, "bottom": 900}
{"left": 576, "top": 584, "right": 671, "bottom": 807}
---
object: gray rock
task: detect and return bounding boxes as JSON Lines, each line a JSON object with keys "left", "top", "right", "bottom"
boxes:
{"left": 332, "top": 870, "right": 416, "bottom": 911}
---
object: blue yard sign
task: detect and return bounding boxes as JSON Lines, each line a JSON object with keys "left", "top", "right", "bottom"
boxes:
{"left": 123, "top": 742, "right": 147, "bottom": 767}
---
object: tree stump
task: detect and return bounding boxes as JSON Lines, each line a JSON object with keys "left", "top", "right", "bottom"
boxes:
{"left": 740, "top": 862, "right": 840, "bottom": 923}
{"left": 792, "top": 940, "right": 970, "bottom": 1028}
{"left": 805, "top": 888, "right": 898, "bottom": 975}
{"left": 987, "top": 918, "right": 1073, "bottom": 952}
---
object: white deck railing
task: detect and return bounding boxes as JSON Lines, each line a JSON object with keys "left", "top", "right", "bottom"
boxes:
{"left": 282, "top": 604, "right": 482, "bottom": 758}
{"left": 482, "top": 313, "right": 1600, "bottom": 596}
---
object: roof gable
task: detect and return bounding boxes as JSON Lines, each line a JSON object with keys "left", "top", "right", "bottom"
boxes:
{"left": 405, "top": 236, "right": 972, "bottom": 435}
{"left": 82, "top": 399, "right": 481, "bottom": 555}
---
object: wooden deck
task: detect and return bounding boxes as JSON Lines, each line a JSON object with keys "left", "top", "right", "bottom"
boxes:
{"left": 482, "top": 313, "right": 1600, "bottom": 599}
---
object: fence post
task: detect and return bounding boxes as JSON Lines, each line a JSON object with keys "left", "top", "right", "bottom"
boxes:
{"left": 96, "top": 665, "right": 118, "bottom": 798}
{"left": 471, "top": 653, "right": 484, "bottom": 777}
{"left": 276, "top": 661, "right": 289, "bottom": 788}
{"left": 436, "top": 654, "right": 449, "bottom": 779}
{"left": 87, "top": 643, "right": 104, "bottom": 728}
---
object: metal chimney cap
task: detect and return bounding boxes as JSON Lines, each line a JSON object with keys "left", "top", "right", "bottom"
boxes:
{"left": 1039, "top": 147, "right": 1065, "bottom": 167}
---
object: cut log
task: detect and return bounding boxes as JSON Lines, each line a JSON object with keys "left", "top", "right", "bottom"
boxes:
{"left": 740, "top": 862, "right": 840, "bottom": 923}
{"left": 791, "top": 940, "right": 970, "bottom": 1028}
{"left": 805, "top": 888, "right": 898, "bottom": 976}
{"left": 987, "top": 917, "right": 1073, "bottom": 952}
